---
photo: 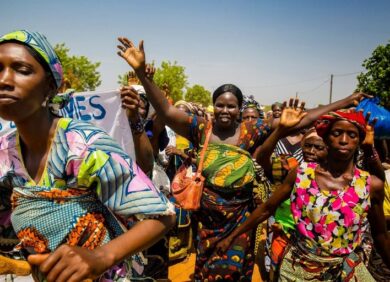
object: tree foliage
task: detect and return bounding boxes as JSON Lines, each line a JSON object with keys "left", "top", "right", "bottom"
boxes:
{"left": 357, "top": 41, "right": 390, "bottom": 109}
{"left": 118, "top": 73, "right": 128, "bottom": 87}
{"left": 153, "top": 61, "right": 188, "bottom": 103}
{"left": 54, "top": 43, "right": 101, "bottom": 92}
{"left": 117, "top": 61, "right": 211, "bottom": 106}
{"left": 185, "top": 84, "right": 211, "bottom": 106}
{"left": 118, "top": 71, "right": 139, "bottom": 87}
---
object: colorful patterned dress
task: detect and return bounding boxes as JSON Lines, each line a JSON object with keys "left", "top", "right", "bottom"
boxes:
{"left": 0, "top": 118, "right": 174, "bottom": 281}
{"left": 279, "top": 162, "right": 375, "bottom": 281}
{"left": 188, "top": 115, "right": 269, "bottom": 281}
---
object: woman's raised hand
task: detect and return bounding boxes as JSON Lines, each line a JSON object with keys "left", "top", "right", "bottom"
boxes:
{"left": 362, "top": 111, "right": 377, "bottom": 146}
{"left": 279, "top": 98, "right": 307, "bottom": 129}
{"left": 348, "top": 92, "right": 373, "bottom": 107}
{"left": 117, "top": 37, "right": 145, "bottom": 72}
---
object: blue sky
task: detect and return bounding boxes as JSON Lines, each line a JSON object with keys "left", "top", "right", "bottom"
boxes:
{"left": 2, "top": 0, "right": 390, "bottom": 107}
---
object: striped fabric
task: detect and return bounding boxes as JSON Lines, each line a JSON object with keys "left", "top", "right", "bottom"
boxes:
{"left": 274, "top": 137, "right": 303, "bottom": 164}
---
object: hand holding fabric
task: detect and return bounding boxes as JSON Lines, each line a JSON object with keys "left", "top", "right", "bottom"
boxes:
{"left": 120, "top": 86, "right": 141, "bottom": 120}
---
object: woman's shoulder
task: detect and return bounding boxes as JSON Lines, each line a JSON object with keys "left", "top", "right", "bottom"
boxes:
{"left": 58, "top": 118, "right": 126, "bottom": 154}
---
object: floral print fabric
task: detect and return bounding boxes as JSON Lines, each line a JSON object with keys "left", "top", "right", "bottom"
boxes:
{"left": 291, "top": 162, "right": 371, "bottom": 256}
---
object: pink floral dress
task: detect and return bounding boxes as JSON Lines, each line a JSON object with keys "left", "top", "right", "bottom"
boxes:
{"left": 290, "top": 162, "right": 371, "bottom": 256}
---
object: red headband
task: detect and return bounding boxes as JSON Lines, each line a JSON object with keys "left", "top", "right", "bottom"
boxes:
{"left": 315, "top": 110, "right": 366, "bottom": 140}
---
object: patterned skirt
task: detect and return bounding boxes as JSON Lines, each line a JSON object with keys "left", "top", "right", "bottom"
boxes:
{"left": 279, "top": 239, "right": 375, "bottom": 282}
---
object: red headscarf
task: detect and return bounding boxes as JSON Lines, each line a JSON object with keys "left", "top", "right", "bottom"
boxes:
{"left": 315, "top": 110, "right": 367, "bottom": 141}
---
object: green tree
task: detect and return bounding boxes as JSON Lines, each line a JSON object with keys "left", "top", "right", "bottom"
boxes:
{"left": 54, "top": 43, "right": 101, "bottom": 91}
{"left": 153, "top": 61, "right": 188, "bottom": 102}
{"left": 117, "top": 71, "right": 139, "bottom": 87}
{"left": 118, "top": 73, "right": 128, "bottom": 87}
{"left": 357, "top": 41, "right": 390, "bottom": 109}
{"left": 185, "top": 84, "right": 211, "bottom": 106}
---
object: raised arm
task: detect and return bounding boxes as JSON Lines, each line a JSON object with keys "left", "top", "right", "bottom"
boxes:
{"left": 254, "top": 98, "right": 307, "bottom": 175}
{"left": 360, "top": 112, "right": 386, "bottom": 181}
{"left": 215, "top": 167, "right": 297, "bottom": 254}
{"left": 287, "top": 92, "right": 372, "bottom": 133}
{"left": 120, "top": 86, "right": 154, "bottom": 174}
{"left": 117, "top": 38, "right": 191, "bottom": 139}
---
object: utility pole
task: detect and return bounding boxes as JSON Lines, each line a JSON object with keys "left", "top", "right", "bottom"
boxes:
{"left": 329, "top": 74, "right": 333, "bottom": 103}
{"left": 295, "top": 92, "right": 298, "bottom": 99}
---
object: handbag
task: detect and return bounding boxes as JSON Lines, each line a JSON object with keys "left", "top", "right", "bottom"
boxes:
{"left": 171, "top": 121, "right": 212, "bottom": 211}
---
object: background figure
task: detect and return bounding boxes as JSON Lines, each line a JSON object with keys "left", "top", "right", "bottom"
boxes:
{"left": 241, "top": 95, "right": 265, "bottom": 121}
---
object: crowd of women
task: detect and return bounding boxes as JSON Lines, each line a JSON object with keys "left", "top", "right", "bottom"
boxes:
{"left": 0, "top": 30, "right": 389, "bottom": 282}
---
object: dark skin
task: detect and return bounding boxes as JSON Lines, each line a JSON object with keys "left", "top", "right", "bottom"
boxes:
{"left": 116, "top": 37, "right": 371, "bottom": 147}
{"left": 0, "top": 42, "right": 175, "bottom": 282}
{"left": 253, "top": 99, "right": 307, "bottom": 175}
{"left": 0, "top": 43, "right": 57, "bottom": 183}
{"left": 302, "top": 135, "right": 327, "bottom": 163}
{"left": 211, "top": 92, "right": 241, "bottom": 144}
{"left": 116, "top": 38, "right": 379, "bottom": 201}
{"left": 271, "top": 104, "right": 282, "bottom": 118}
{"left": 241, "top": 107, "right": 260, "bottom": 122}
{"left": 116, "top": 37, "right": 387, "bottom": 267}
{"left": 216, "top": 120, "right": 390, "bottom": 268}
{"left": 120, "top": 86, "right": 154, "bottom": 174}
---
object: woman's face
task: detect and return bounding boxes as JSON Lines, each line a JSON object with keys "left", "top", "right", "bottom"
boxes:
{"left": 302, "top": 136, "right": 327, "bottom": 163}
{"left": 214, "top": 92, "right": 240, "bottom": 128}
{"left": 326, "top": 120, "right": 360, "bottom": 160}
{"left": 0, "top": 43, "right": 50, "bottom": 122}
{"left": 242, "top": 107, "right": 259, "bottom": 122}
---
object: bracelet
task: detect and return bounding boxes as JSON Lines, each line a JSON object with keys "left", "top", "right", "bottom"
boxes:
{"left": 130, "top": 119, "right": 144, "bottom": 134}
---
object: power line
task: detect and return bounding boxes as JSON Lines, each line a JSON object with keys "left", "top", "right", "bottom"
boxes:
{"left": 223, "top": 71, "right": 362, "bottom": 90}
{"left": 298, "top": 79, "right": 330, "bottom": 95}
{"left": 333, "top": 71, "right": 362, "bottom": 77}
